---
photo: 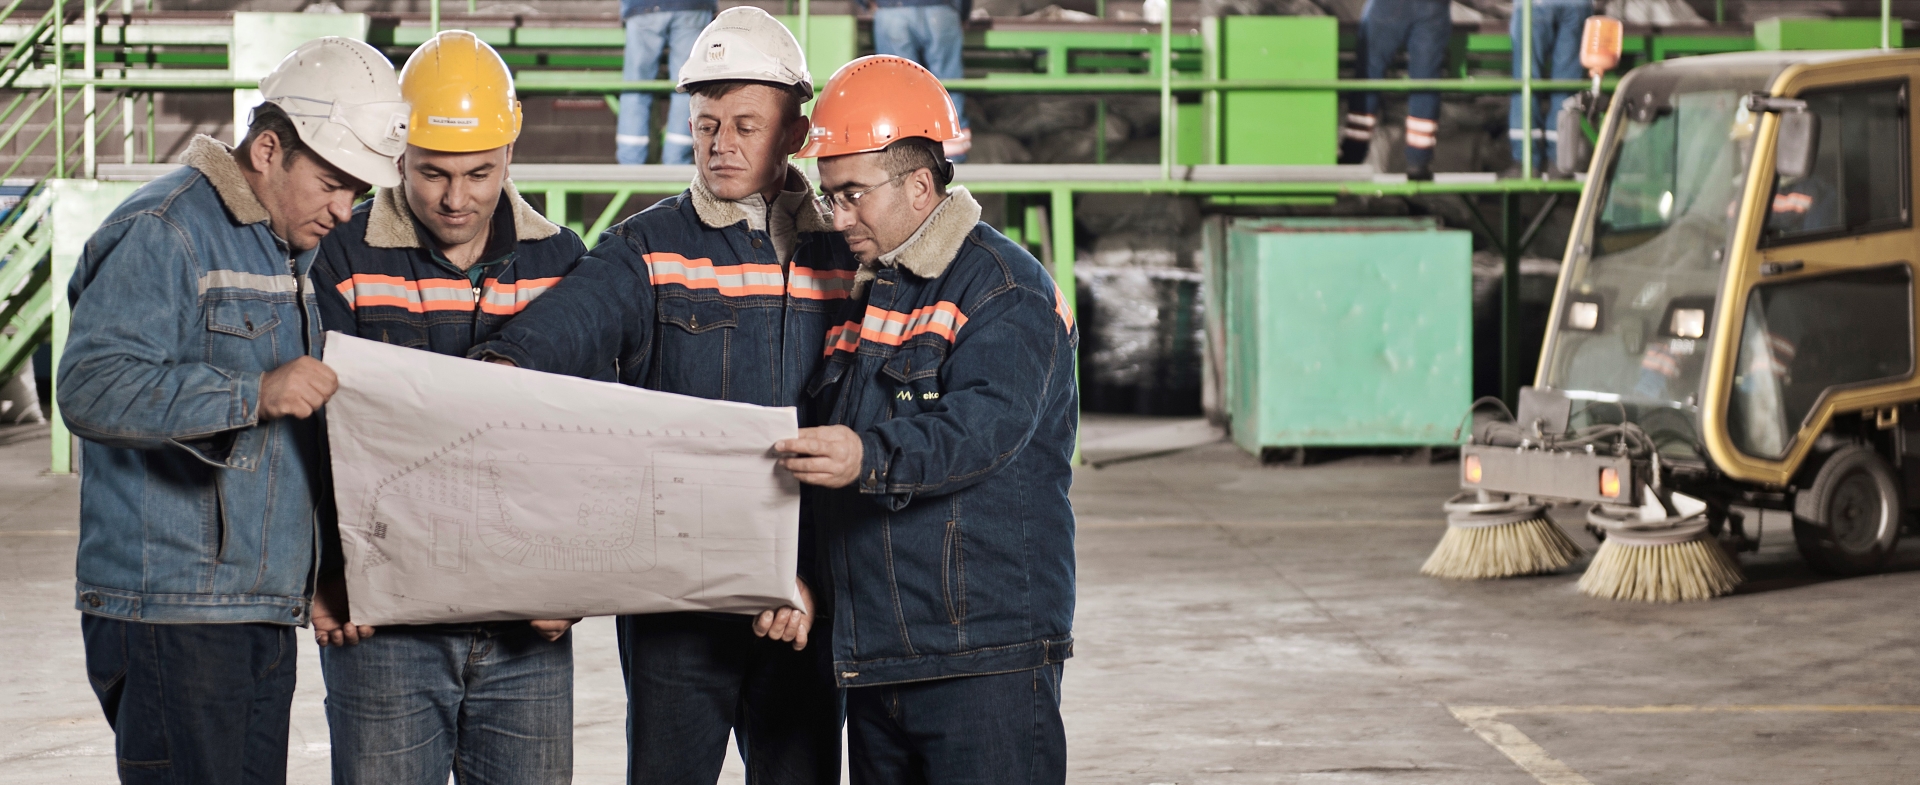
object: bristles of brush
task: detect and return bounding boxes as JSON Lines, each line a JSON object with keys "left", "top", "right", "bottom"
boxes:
{"left": 1577, "top": 536, "right": 1743, "bottom": 602}
{"left": 1421, "top": 517, "right": 1584, "bottom": 580}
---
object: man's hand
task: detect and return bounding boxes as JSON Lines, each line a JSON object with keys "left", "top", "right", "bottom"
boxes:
{"left": 312, "top": 576, "right": 374, "bottom": 647}
{"left": 259, "top": 356, "right": 338, "bottom": 420}
{"left": 775, "top": 426, "right": 864, "bottom": 488}
{"left": 529, "top": 619, "right": 579, "bottom": 642}
{"left": 488, "top": 358, "right": 517, "bottom": 367}
{"left": 752, "top": 578, "right": 814, "bottom": 651}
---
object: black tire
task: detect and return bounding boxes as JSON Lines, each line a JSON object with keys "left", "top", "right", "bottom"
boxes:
{"left": 1792, "top": 444, "right": 1904, "bottom": 575}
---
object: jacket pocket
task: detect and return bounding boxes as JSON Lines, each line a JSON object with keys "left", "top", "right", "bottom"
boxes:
{"left": 881, "top": 344, "right": 947, "bottom": 415}
{"left": 941, "top": 518, "right": 967, "bottom": 624}
{"left": 211, "top": 471, "right": 230, "bottom": 564}
{"left": 205, "top": 296, "right": 284, "bottom": 371}
{"left": 656, "top": 295, "right": 738, "bottom": 334}
{"left": 207, "top": 297, "right": 281, "bottom": 339}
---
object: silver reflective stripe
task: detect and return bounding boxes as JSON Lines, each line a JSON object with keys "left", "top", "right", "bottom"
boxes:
{"left": 646, "top": 257, "right": 786, "bottom": 295}
{"left": 199, "top": 270, "right": 300, "bottom": 295}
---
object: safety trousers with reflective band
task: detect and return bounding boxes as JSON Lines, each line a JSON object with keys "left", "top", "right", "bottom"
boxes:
{"left": 1343, "top": 113, "right": 1377, "bottom": 142}
{"left": 644, "top": 252, "right": 859, "bottom": 301}
{"left": 1406, "top": 116, "right": 1438, "bottom": 150}
{"left": 332, "top": 274, "right": 560, "bottom": 316}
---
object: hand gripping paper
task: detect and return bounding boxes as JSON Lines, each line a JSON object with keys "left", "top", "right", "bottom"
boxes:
{"left": 323, "top": 333, "right": 804, "bottom": 626}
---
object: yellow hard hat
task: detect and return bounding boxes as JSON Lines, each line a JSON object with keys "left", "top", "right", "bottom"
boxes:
{"left": 399, "top": 31, "right": 522, "bottom": 152}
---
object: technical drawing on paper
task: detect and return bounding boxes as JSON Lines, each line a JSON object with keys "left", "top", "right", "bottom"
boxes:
{"left": 322, "top": 332, "right": 802, "bottom": 627}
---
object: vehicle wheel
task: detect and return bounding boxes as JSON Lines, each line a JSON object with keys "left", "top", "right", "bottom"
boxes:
{"left": 1792, "top": 445, "right": 1904, "bottom": 575}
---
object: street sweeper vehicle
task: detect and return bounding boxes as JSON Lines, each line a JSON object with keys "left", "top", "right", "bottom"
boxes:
{"left": 1426, "top": 44, "right": 1920, "bottom": 601}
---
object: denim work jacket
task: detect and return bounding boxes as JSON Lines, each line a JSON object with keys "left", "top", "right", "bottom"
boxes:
{"left": 807, "top": 187, "right": 1079, "bottom": 687}
{"left": 313, "top": 183, "right": 588, "bottom": 358}
{"left": 60, "top": 135, "right": 328, "bottom": 625}
{"left": 469, "top": 167, "right": 859, "bottom": 581}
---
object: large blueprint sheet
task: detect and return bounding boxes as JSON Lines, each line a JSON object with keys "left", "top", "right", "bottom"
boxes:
{"left": 323, "top": 333, "right": 803, "bottom": 626}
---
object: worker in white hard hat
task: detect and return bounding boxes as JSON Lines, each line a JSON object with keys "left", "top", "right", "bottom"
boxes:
{"left": 57, "top": 36, "right": 405, "bottom": 782}
{"left": 306, "top": 31, "right": 592, "bottom": 785}
{"left": 469, "top": 8, "right": 850, "bottom": 782}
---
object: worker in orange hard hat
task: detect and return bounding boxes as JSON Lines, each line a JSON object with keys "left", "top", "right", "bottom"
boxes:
{"left": 468, "top": 9, "right": 849, "bottom": 782}
{"left": 779, "top": 54, "right": 1080, "bottom": 784}
{"left": 308, "top": 31, "right": 594, "bottom": 783}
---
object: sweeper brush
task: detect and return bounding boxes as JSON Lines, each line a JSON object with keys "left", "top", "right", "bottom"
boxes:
{"left": 1423, "top": 493, "right": 1584, "bottom": 580}
{"left": 1576, "top": 519, "right": 1743, "bottom": 602}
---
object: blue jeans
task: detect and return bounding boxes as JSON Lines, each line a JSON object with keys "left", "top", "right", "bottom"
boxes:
{"left": 847, "top": 664, "right": 1066, "bottom": 785}
{"left": 620, "top": 10, "right": 711, "bottom": 165}
{"left": 319, "top": 624, "right": 573, "bottom": 785}
{"left": 872, "top": 5, "right": 969, "bottom": 158}
{"left": 81, "top": 616, "right": 298, "bottom": 785}
{"left": 619, "top": 611, "right": 842, "bottom": 785}
{"left": 1509, "top": 1, "right": 1590, "bottom": 167}
{"left": 1353, "top": 0, "right": 1451, "bottom": 168}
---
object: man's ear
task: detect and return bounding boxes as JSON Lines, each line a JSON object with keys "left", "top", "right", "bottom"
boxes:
{"left": 248, "top": 129, "right": 281, "bottom": 172}
{"left": 908, "top": 168, "right": 939, "bottom": 211}
{"left": 785, "top": 114, "right": 811, "bottom": 157}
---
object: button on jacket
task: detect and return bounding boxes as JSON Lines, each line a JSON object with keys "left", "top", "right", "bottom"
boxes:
{"left": 59, "top": 135, "right": 329, "bottom": 625}
{"left": 807, "top": 187, "right": 1079, "bottom": 687}
{"left": 312, "top": 183, "right": 589, "bottom": 360}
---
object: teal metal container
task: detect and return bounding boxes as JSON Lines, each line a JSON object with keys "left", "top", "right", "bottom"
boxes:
{"left": 1220, "top": 217, "right": 1472, "bottom": 453}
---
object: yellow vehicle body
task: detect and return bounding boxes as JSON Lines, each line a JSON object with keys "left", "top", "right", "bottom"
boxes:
{"left": 1541, "top": 49, "right": 1920, "bottom": 489}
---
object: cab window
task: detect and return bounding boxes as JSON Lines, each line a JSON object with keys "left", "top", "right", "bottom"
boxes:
{"left": 1726, "top": 265, "right": 1914, "bottom": 458}
{"left": 1761, "top": 81, "right": 1909, "bottom": 244}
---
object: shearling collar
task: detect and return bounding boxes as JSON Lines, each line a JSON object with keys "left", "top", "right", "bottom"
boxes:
{"left": 689, "top": 164, "right": 834, "bottom": 234}
{"left": 875, "top": 186, "right": 981, "bottom": 280}
{"left": 181, "top": 134, "right": 270, "bottom": 226}
{"left": 364, "top": 181, "right": 560, "bottom": 250}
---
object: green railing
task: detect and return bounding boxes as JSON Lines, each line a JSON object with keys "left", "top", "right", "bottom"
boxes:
{"left": 0, "top": 187, "right": 54, "bottom": 383}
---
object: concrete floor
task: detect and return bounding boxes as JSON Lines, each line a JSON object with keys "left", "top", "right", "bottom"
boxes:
{"left": 6, "top": 416, "right": 1920, "bottom": 784}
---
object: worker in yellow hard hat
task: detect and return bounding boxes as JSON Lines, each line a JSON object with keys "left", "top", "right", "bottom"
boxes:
{"left": 308, "top": 30, "right": 596, "bottom": 785}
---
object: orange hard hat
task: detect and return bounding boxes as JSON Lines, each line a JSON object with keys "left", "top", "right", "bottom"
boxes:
{"left": 795, "top": 55, "right": 963, "bottom": 159}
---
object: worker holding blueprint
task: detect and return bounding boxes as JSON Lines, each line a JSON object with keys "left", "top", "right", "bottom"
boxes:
{"left": 460, "top": 9, "right": 854, "bottom": 783}
{"left": 777, "top": 56, "right": 1081, "bottom": 784}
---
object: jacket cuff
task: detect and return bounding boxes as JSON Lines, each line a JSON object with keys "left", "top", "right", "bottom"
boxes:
{"left": 855, "top": 430, "right": 887, "bottom": 493}
{"left": 234, "top": 368, "right": 262, "bottom": 427}
{"left": 855, "top": 431, "right": 915, "bottom": 510}
{"left": 467, "top": 341, "right": 532, "bottom": 370}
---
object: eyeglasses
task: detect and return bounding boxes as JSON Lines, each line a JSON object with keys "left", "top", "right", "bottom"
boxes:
{"left": 816, "top": 172, "right": 909, "bottom": 213}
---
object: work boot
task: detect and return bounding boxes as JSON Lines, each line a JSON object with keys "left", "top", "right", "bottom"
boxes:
{"left": 1339, "top": 138, "right": 1371, "bottom": 166}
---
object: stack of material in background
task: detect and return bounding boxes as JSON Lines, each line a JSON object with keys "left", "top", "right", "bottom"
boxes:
{"left": 1072, "top": 194, "right": 1207, "bottom": 416}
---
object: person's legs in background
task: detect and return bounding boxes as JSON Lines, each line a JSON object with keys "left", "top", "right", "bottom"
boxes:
{"left": 1360, "top": 0, "right": 1413, "bottom": 173}
{"left": 83, "top": 616, "right": 298, "bottom": 785}
{"left": 1403, "top": 0, "right": 1449, "bottom": 179}
{"left": 873, "top": 6, "right": 972, "bottom": 160}
{"left": 1340, "top": 0, "right": 1377, "bottom": 165}
{"left": 1545, "top": 3, "right": 1589, "bottom": 172}
{"left": 319, "top": 628, "right": 466, "bottom": 785}
{"left": 619, "top": 12, "right": 672, "bottom": 165}
{"left": 918, "top": 4, "right": 972, "bottom": 160}
{"left": 658, "top": 9, "right": 714, "bottom": 165}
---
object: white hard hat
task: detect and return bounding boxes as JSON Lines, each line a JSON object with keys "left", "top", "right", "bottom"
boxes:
{"left": 676, "top": 7, "right": 813, "bottom": 100}
{"left": 257, "top": 37, "right": 409, "bottom": 189}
